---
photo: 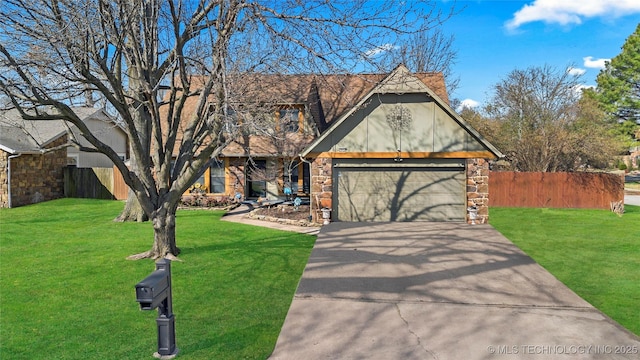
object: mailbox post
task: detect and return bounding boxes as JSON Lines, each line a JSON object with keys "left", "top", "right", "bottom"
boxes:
{"left": 135, "top": 259, "right": 178, "bottom": 359}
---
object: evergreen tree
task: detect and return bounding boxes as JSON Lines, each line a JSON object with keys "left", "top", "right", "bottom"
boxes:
{"left": 594, "top": 24, "right": 640, "bottom": 145}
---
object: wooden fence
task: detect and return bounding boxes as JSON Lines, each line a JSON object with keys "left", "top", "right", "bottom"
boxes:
{"left": 489, "top": 171, "right": 624, "bottom": 209}
{"left": 64, "top": 166, "right": 128, "bottom": 200}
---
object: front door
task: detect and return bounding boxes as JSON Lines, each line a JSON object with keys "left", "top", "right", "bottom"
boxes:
{"left": 247, "top": 159, "right": 267, "bottom": 198}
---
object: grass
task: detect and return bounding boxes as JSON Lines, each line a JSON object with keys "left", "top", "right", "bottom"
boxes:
{"left": 0, "top": 199, "right": 315, "bottom": 360}
{"left": 490, "top": 205, "right": 640, "bottom": 336}
{"left": 3, "top": 199, "right": 639, "bottom": 358}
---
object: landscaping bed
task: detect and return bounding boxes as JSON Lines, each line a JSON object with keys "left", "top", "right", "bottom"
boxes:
{"left": 248, "top": 204, "right": 317, "bottom": 227}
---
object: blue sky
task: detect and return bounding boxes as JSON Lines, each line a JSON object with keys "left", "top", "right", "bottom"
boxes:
{"left": 436, "top": 0, "right": 640, "bottom": 109}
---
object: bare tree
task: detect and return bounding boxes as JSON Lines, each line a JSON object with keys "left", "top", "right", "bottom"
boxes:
{"left": 0, "top": 0, "right": 452, "bottom": 259}
{"left": 481, "top": 65, "right": 619, "bottom": 172}
{"left": 377, "top": 28, "right": 460, "bottom": 95}
{"left": 246, "top": 105, "right": 315, "bottom": 196}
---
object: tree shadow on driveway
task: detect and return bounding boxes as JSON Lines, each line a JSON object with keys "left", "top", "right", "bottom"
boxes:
{"left": 270, "top": 222, "right": 640, "bottom": 360}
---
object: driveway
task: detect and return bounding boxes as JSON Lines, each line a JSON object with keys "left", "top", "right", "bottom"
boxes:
{"left": 625, "top": 195, "right": 640, "bottom": 206}
{"left": 270, "top": 222, "right": 640, "bottom": 359}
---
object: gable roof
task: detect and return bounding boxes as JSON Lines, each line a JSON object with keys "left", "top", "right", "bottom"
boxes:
{"left": 0, "top": 107, "right": 118, "bottom": 154}
{"left": 301, "top": 64, "right": 503, "bottom": 158}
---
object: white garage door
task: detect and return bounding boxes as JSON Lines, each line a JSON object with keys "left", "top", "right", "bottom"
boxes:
{"left": 335, "top": 167, "right": 466, "bottom": 222}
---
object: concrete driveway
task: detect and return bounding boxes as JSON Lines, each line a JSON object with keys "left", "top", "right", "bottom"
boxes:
{"left": 625, "top": 195, "right": 640, "bottom": 206}
{"left": 270, "top": 222, "right": 640, "bottom": 359}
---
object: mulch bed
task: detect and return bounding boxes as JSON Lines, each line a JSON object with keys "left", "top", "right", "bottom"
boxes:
{"left": 252, "top": 205, "right": 312, "bottom": 221}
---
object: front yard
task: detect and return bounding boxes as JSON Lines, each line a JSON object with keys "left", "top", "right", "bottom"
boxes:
{"left": 490, "top": 205, "right": 640, "bottom": 336}
{"left": 0, "top": 199, "right": 315, "bottom": 360}
{"left": 1, "top": 200, "right": 638, "bottom": 359}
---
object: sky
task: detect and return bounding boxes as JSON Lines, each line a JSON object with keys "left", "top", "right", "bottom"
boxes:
{"left": 433, "top": 0, "right": 640, "bottom": 109}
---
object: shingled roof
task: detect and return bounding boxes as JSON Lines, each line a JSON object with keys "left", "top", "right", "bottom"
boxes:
{"left": 162, "top": 68, "right": 448, "bottom": 157}
{"left": 0, "top": 107, "right": 120, "bottom": 154}
{"left": 0, "top": 108, "right": 68, "bottom": 154}
{"left": 223, "top": 71, "right": 448, "bottom": 132}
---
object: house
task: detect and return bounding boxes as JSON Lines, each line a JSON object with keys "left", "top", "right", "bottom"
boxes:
{"left": 179, "top": 65, "right": 503, "bottom": 224}
{"left": 0, "top": 107, "right": 128, "bottom": 208}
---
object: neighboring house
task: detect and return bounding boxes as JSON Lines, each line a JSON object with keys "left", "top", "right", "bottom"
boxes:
{"left": 0, "top": 107, "right": 128, "bottom": 208}
{"left": 179, "top": 65, "right": 503, "bottom": 224}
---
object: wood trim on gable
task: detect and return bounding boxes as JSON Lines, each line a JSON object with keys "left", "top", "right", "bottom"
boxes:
{"left": 306, "top": 151, "right": 497, "bottom": 159}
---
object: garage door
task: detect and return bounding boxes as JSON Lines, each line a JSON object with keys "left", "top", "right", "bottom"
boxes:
{"left": 335, "top": 167, "right": 465, "bottom": 222}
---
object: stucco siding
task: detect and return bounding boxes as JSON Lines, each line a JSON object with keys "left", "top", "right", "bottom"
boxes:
{"left": 68, "top": 116, "right": 128, "bottom": 168}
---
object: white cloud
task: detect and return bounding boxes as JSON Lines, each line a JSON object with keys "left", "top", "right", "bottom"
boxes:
{"left": 567, "top": 67, "right": 586, "bottom": 76}
{"left": 505, "top": 0, "right": 640, "bottom": 30}
{"left": 364, "top": 43, "right": 396, "bottom": 58}
{"left": 457, "top": 98, "right": 480, "bottom": 112}
{"left": 583, "top": 56, "right": 608, "bottom": 69}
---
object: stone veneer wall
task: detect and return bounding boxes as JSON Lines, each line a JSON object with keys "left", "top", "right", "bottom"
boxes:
{"left": 310, "top": 157, "right": 333, "bottom": 223}
{"left": 0, "top": 136, "right": 67, "bottom": 208}
{"left": 466, "top": 158, "right": 490, "bottom": 224}
{"left": 0, "top": 151, "right": 9, "bottom": 207}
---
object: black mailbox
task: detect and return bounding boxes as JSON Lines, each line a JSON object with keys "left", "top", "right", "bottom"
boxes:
{"left": 135, "top": 269, "right": 170, "bottom": 310}
{"left": 134, "top": 259, "right": 177, "bottom": 357}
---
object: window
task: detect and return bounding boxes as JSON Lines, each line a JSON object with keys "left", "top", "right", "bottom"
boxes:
{"left": 279, "top": 108, "right": 300, "bottom": 132}
{"left": 283, "top": 163, "right": 299, "bottom": 193}
{"left": 191, "top": 172, "right": 207, "bottom": 193}
{"left": 283, "top": 161, "right": 311, "bottom": 194}
{"left": 209, "top": 160, "right": 225, "bottom": 194}
{"left": 67, "top": 155, "right": 78, "bottom": 166}
{"left": 302, "top": 162, "right": 310, "bottom": 193}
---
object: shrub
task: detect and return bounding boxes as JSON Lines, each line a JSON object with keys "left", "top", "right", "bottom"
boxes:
{"left": 180, "top": 194, "right": 234, "bottom": 208}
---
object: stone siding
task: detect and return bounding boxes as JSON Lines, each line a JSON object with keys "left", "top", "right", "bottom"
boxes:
{"left": 0, "top": 136, "right": 67, "bottom": 208}
{"left": 0, "top": 151, "right": 8, "bottom": 207}
{"left": 466, "top": 158, "right": 490, "bottom": 224}
{"left": 310, "top": 157, "right": 332, "bottom": 223}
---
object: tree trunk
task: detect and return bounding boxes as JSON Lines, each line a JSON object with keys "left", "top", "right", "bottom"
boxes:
{"left": 114, "top": 189, "right": 149, "bottom": 222}
{"left": 150, "top": 208, "right": 181, "bottom": 259}
{"left": 127, "top": 205, "right": 180, "bottom": 260}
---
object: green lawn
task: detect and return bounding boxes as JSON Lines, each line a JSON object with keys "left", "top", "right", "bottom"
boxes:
{"left": 2, "top": 200, "right": 638, "bottom": 359}
{"left": 490, "top": 205, "right": 640, "bottom": 336}
{"left": 0, "top": 199, "right": 315, "bottom": 360}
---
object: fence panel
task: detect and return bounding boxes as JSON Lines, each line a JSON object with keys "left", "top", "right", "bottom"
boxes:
{"left": 64, "top": 166, "right": 119, "bottom": 200}
{"left": 112, "top": 166, "right": 128, "bottom": 200}
{"left": 489, "top": 172, "right": 624, "bottom": 209}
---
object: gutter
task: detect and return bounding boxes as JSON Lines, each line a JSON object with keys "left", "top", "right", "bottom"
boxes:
{"left": 7, "top": 154, "right": 21, "bottom": 208}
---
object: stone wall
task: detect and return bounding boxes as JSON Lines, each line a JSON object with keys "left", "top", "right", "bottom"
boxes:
{"left": 0, "top": 151, "right": 8, "bottom": 207}
{"left": 310, "top": 157, "right": 332, "bottom": 223}
{"left": 0, "top": 136, "right": 67, "bottom": 208}
{"left": 466, "top": 158, "right": 490, "bottom": 224}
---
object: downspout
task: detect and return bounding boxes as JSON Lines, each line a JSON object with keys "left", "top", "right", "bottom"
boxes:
{"left": 7, "top": 154, "right": 21, "bottom": 208}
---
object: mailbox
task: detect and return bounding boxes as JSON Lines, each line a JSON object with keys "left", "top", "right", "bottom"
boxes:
{"left": 135, "top": 269, "right": 170, "bottom": 310}
{"left": 134, "top": 259, "right": 177, "bottom": 358}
